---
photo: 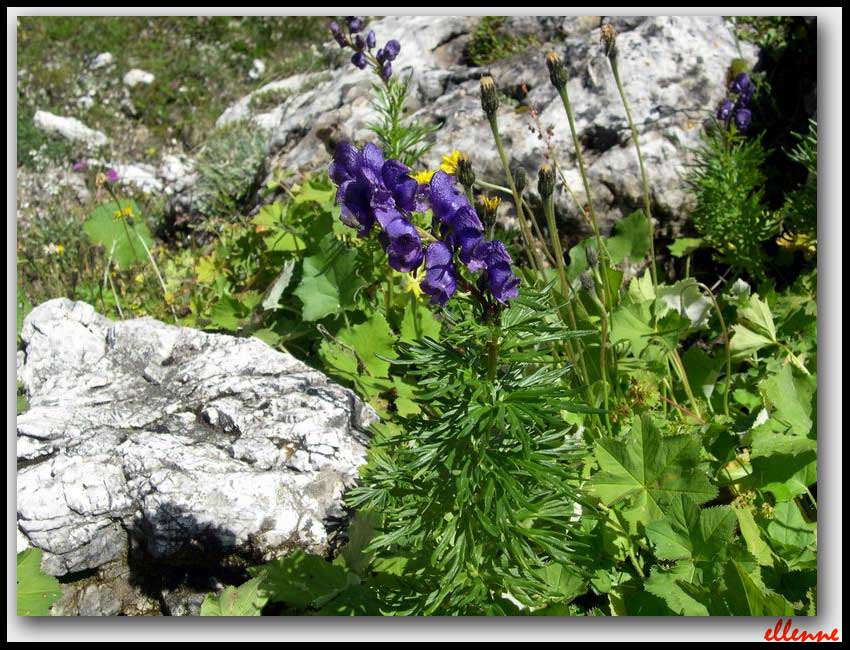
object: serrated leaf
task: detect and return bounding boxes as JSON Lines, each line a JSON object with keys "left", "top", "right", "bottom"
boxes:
{"left": 83, "top": 199, "right": 153, "bottom": 269}
{"left": 644, "top": 561, "right": 709, "bottom": 616}
{"left": 645, "top": 496, "right": 736, "bottom": 563}
{"left": 759, "top": 364, "right": 815, "bottom": 437}
{"left": 734, "top": 506, "right": 774, "bottom": 566}
{"left": 321, "top": 311, "right": 398, "bottom": 380}
{"left": 722, "top": 559, "right": 795, "bottom": 616}
{"left": 293, "top": 234, "right": 362, "bottom": 321}
{"left": 399, "top": 298, "right": 442, "bottom": 344}
{"left": 588, "top": 415, "right": 717, "bottom": 524}
{"left": 17, "top": 548, "right": 62, "bottom": 616}
{"left": 200, "top": 576, "right": 267, "bottom": 616}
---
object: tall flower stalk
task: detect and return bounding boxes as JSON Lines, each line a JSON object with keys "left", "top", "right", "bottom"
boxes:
{"left": 601, "top": 25, "right": 658, "bottom": 289}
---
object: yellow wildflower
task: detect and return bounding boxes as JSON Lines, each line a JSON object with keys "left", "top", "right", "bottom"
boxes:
{"left": 400, "top": 272, "right": 423, "bottom": 299}
{"left": 480, "top": 195, "right": 501, "bottom": 213}
{"left": 412, "top": 169, "right": 436, "bottom": 185}
{"left": 55, "top": 244, "right": 65, "bottom": 255}
{"left": 439, "top": 150, "right": 464, "bottom": 175}
{"left": 133, "top": 273, "right": 145, "bottom": 285}
{"left": 113, "top": 205, "right": 134, "bottom": 220}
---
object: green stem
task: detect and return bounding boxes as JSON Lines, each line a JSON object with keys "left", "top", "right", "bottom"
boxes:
{"left": 555, "top": 85, "right": 613, "bottom": 310}
{"left": 696, "top": 282, "right": 731, "bottom": 417}
{"left": 487, "top": 326, "right": 500, "bottom": 382}
{"left": 486, "top": 115, "right": 545, "bottom": 274}
{"left": 589, "top": 288, "right": 612, "bottom": 433}
{"left": 609, "top": 55, "right": 658, "bottom": 292}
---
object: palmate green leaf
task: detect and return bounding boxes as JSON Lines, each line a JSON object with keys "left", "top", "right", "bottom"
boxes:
{"left": 764, "top": 501, "right": 816, "bottom": 571}
{"left": 293, "top": 234, "right": 362, "bottom": 321}
{"left": 645, "top": 496, "right": 736, "bottom": 563}
{"left": 668, "top": 237, "right": 705, "bottom": 258}
{"left": 566, "top": 210, "right": 649, "bottom": 280}
{"left": 588, "top": 416, "right": 717, "bottom": 525}
{"left": 200, "top": 576, "right": 267, "bottom": 616}
{"left": 82, "top": 199, "right": 153, "bottom": 269}
{"left": 321, "top": 311, "right": 398, "bottom": 380}
{"left": 644, "top": 561, "right": 709, "bottom": 616}
{"left": 17, "top": 548, "right": 62, "bottom": 616}
{"left": 399, "top": 297, "right": 442, "bottom": 344}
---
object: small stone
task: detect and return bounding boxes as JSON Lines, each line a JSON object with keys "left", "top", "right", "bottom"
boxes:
{"left": 123, "top": 68, "right": 155, "bottom": 88}
{"left": 33, "top": 110, "right": 108, "bottom": 147}
{"left": 90, "top": 52, "right": 114, "bottom": 70}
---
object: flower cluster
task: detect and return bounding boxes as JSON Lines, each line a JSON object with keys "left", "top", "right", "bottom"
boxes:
{"left": 330, "top": 142, "right": 520, "bottom": 306}
{"left": 329, "top": 17, "right": 400, "bottom": 82}
{"left": 716, "top": 72, "right": 754, "bottom": 132}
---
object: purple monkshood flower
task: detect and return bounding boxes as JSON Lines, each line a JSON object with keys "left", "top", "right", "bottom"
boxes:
{"left": 380, "top": 61, "right": 392, "bottom": 81}
{"left": 366, "top": 30, "right": 376, "bottom": 49}
{"left": 353, "top": 34, "right": 366, "bottom": 51}
{"left": 346, "top": 16, "right": 364, "bottom": 33}
{"left": 420, "top": 242, "right": 457, "bottom": 306}
{"left": 105, "top": 168, "right": 119, "bottom": 184}
{"left": 733, "top": 108, "right": 752, "bottom": 132}
{"left": 376, "top": 207, "right": 425, "bottom": 272}
{"left": 729, "top": 73, "right": 751, "bottom": 96}
{"left": 383, "top": 39, "right": 401, "bottom": 61}
{"left": 716, "top": 98, "right": 734, "bottom": 122}
{"left": 351, "top": 52, "right": 367, "bottom": 69}
{"left": 485, "top": 241, "right": 520, "bottom": 303}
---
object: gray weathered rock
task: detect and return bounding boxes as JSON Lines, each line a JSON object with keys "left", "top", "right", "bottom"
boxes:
{"left": 17, "top": 299, "right": 376, "bottom": 614}
{"left": 211, "top": 16, "right": 756, "bottom": 235}
{"left": 33, "top": 110, "right": 109, "bottom": 147}
{"left": 123, "top": 68, "right": 155, "bottom": 87}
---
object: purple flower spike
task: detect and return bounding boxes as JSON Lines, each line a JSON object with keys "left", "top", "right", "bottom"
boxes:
{"left": 105, "top": 168, "right": 119, "bottom": 184}
{"left": 351, "top": 52, "right": 367, "bottom": 69}
{"left": 485, "top": 241, "right": 520, "bottom": 303}
{"left": 716, "top": 98, "right": 734, "bottom": 122}
{"left": 420, "top": 242, "right": 457, "bottom": 306}
{"left": 733, "top": 108, "right": 752, "bottom": 132}
{"left": 729, "top": 73, "right": 751, "bottom": 96}
{"left": 381, "top": 61, "right": 392, "bottom": 81}
{"left": 366, "top": 30, "right": 376, "bottom": 49}
{"left": 383, "top": 39, "right": 401, "bottom": 61}
{"left": 346, "top": 16, "right": 364, "bottom": 33}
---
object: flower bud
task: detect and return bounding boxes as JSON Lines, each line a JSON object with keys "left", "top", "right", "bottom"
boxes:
{"left": 480, "top": 76, "right": 500, "bottom": 119}
{"left": 456, "top": 153, "right": 475, "bottom": 190}
{"left": 537, "top": 164, "right": 555, "bottom": 199}
{"left": 380, "top": 61, "right": 393, "bottom": 81}
{"left": 351, "top": 52, "right": 367, "bottom": 69}
{"left": 601, "top": 24, "right": 618, "bottom": 60}
{"left": 545, "top": 52, "right": 567, "bottom": 91}
{"left": 383, "top": 39, "right": 401, "bottom": 61}
{"left": 580, "top": 271, "right": 595, "bottom": 292}
{"left": 512, "top": 164, "right": 527, "bottom": 195}
{"left": 346, "top": 16, "right": 364, "bottom": 33}
{"left": 353, "top": 34, "right": 365, "bottom": 51}
{"left": 366, "top": 30, "right": 376, "bottom": 49}
{"left": 585, "top": 246, "right": 599, "bottom": 268}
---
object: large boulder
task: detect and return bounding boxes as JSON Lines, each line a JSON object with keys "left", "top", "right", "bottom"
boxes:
{"left": 212, "top": 16, "right": 757, "bottom": 236}
{"left": 16, "top": 299, "right": 376, "bottom": 614}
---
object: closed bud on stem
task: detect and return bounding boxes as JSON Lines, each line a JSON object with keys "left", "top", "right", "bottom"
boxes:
{"left": 512, "top": 164, "right": 527, "bottom": 195}
{"left": 601, "top": 24, "right": 618, "bottom": 61}
{"left": 585, "top": 245, "right": 599, "bottom": 268}
{"left": 537, "top": 164, "right": 555, "bottom": 199}
{"left": 580, "top": 271, "right": 595, "bottom": 292}
{"left": 480, "top": 76, "right": 500, "bottom": 120}
{"left": 545, "top": 51, "right": 568, "bottom": 91}
{"left": 456, "top": 153, "right": 476, "bottom": 190}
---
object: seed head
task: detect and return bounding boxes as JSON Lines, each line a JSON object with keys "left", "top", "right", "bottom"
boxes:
{"left": 601, "top": 24, "right": 618, "bottom": 60}
{"left": 537, "top": 164, "right": 555, "bottom": 199}
{"left": 545, "top": 51, "right": 567, "bottom": 91}
{"left": 480, "top": 76, "right": 500, "bottom": 119}
{"left": 456, "top": 153, "right": 476, "bottom": 190}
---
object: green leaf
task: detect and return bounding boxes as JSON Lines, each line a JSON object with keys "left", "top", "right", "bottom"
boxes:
{"left": 208, "top": 294, "right": 246, "bottom": 331}
{"left": 739, "top": 294, "right": 777, "bottom": 341}
{"left": 644, "top": 561, "right": 709, "bottom": 616}
{"left": 338, "top": 512, "right": 377, "bottom": 576}
{"left": 668, "top": 237, "right": 704, "bottom": 258}
{"left": 293, "top": 235, "right": 362, "bottom": 321}
{"left": 759, "top": 364, "right": 815, "bottom": 437}
{"left": 261, "top": 260, "right": 296, "bottom": 312}
{"left": 17, "top": 548, "right": 62, "bottom": 616}
{"left": 399, "top": 298, "right": 442, "bottom": 344}
{"left": 200, "top": 576, "right": 267, "bottom": 616}
{"left": 611, "top": 302, "right": 654, "bottom": 356}
{"left": 256, "top": 551, "right": 356, "bottom": 610}
{"left": 83, "top": 199, "right": 153, "bottom": 269}
{"left": 588, "top": 415, "right": 717, "bottom": 524}
{"left": 645, "top": 496, "right": 736, "bottom": 563}
{"left": 606, "top": 210, "right": 651, "bottom": 265}
{"left": 730, "top": 324, "right": 775, "bottom": 357}
{"left": 734, "top": 506, "right": 774, "bottom": 566}
{"left": 722, "top": 558, "right": 795, "bottom": 616}
{"left": 321, "top": 311, "right": 398, "bottom": 380}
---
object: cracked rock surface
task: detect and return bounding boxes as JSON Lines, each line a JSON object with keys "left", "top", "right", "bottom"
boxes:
{"left": 17, "top": 299, "right": 376, "bottom": 613}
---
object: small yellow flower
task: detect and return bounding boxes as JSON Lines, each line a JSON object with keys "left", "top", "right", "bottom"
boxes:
{"left": 400, "top": 273, "right": 423, "bottom": 299}
{"left": 439, "top": 150, "right": 464, "bottom": 175}
{"left": 480, "top": 195, "right": 501, "bottom": 213}
{"left": 164, "top": 291, "right": 175, "bottom": 305}
{"left": 133, "top": 273, "right": 145, "bottom": 285}
{"left": 55, "top": 244, "right": 65, "bottom": 255}
{"left": 113, "top": 206, "right": 134, "bottom": 220}
{"left": 413, "top": 169, "right": 436, "bottom": 185}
